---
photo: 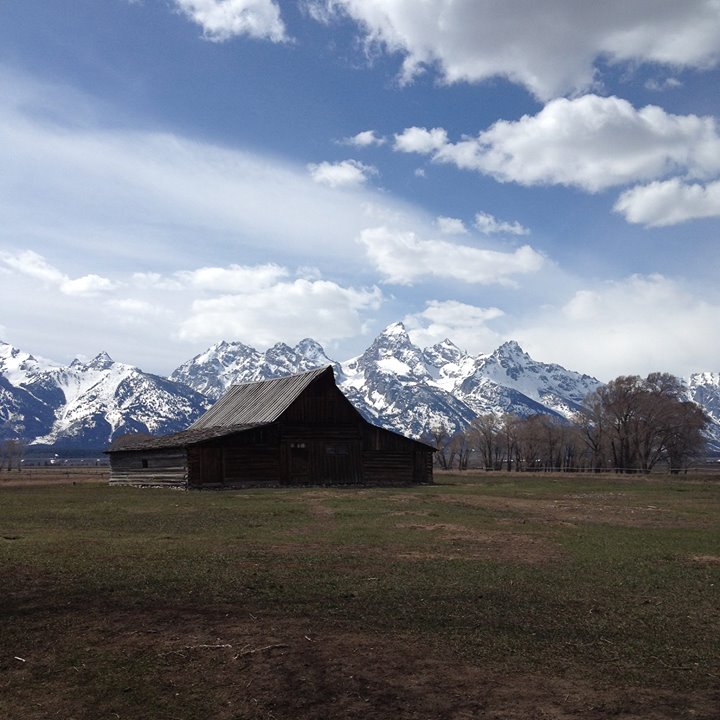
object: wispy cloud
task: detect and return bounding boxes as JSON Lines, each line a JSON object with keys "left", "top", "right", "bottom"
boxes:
{"left": 435, "top": 216, "right": 467, "bottom": 235}
{"left": 474, "top": 212, "right": 529, "bottom": 236}
{"left": 0, "top": 250, "right": 116, "bottom": 296}
{"left": 358, "top": 226, "right": 544, "bottom": 286}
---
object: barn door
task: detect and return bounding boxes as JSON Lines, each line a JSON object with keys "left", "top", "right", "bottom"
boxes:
{"left": 199, "top": 446, "right": 223, "bottom": 485}
{"left": 288, "top": 442, "right": 309, "bottom": 484}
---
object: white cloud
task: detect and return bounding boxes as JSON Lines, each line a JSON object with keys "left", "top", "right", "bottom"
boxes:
{"left": 644, "top": 77, "right": 683, "bottom": 92}
{"left": 394, "top": 126, "right": 448, "bottom": 154}
{"left": 397, "top": 96, "right": 720, "bottom": 192}
{"left": 173, "top": 0, "right": 287, "bottom": 42}
{"left": 435, "top": 216, "right": 467, "bottom": 235}
{"left": 0, "top": 246, "right": 384, "bottom": 373}
{"left": 307, "top": 159, "right": 378, "bottom": 187}
{"left": 474, "top": 212, "right": 529, "bottom": 236}
{"left": 341, "top": 129, "right": 386, "bottom": 147}
{"left": 176, "top": 263, "right": 288, "bottom": 292}
{"left": 515, "top": 274, "right": 720, "bottom": 380}
{"left": 0, "top": 68, "right": 430, "bottom": 277}
{"left": 310, "top": 0, "right": 720, "bottom": 99}
{"left": 179, "top": 278, "right": 382, "bottom": 346}
{"left": 614, "top": 179, "right": 720, "bottom": 226}
{"left": 0, "top": 250, "right": 116, "bottom": 297}
{"left": 404, "top": 300, "right": 504, "bottom": 354}
{"left": 61, "top": 274, "right": 116, "bottom": 296}
{"left": 358, "top": 226, "right": 544, "bottom": 286}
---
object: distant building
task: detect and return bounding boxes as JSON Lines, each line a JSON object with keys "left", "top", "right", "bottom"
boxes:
{"left": 107, "top": 366, "right": 434, "bottom": 488}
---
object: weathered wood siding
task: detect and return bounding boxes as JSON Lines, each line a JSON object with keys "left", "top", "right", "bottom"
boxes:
{"left": 187, "top": 426, "right": 282, "bottom": 487}
{"left": 361, "top": 425, "right": 434, "bottom": 485}
{"left": 108, "top": 449, "right": 188, "bottom": 488}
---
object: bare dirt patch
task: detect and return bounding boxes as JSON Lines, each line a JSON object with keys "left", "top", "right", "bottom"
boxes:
{"left": 3, "top": 606, "right": 716, "bottom": 720}
{"left": 393, "top": 521, "right": 562, "bottom": 563}
{"left": 438, "top": 492, "right": 683, "bottom": 528}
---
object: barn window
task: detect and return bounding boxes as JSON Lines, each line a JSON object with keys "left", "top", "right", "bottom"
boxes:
{"left": 326, "top": 444, "right": 349, "bottom": 455}
{"left": 141, "top": 459, "right": 149, "bottom": 468}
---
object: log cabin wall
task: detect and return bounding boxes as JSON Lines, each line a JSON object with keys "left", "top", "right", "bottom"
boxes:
{"left": 108, "top": 448, "right": 188, "bottom": 488}
{"left": 361, "top": 425, "right": 434, "bottom": 485}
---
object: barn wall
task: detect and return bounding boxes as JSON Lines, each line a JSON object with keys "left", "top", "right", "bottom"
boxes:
{"left": 279, "top": 423, "right": 364, "bottom": 485}
{"left": 281, "top": 373, "right": 363, "bottom": 427}
{"left": 108, "top": 449, "right": 188, "bottom": 488}
{"left": 187, "top": 426, "right": 283, "bottom": 487}
{"left": 361, "top": 425, "right": 434, "bottom": 485}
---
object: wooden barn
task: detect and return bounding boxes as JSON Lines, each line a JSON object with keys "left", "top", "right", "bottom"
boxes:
{"left": 107, "top": 366, "right": 434, "bottom": 489}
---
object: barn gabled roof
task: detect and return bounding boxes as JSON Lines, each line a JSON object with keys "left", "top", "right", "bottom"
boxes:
{"left": 108, "top": 423, "right": 267, "bottom": 452}
{"left": 190, "top": 365, "right": 336, "bottom": 429}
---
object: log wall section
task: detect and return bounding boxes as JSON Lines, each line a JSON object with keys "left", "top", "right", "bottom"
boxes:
{"left": 108, "top": 449, "right": 188, "bottom": 488}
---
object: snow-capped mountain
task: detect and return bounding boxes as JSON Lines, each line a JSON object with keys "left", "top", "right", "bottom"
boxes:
{"left": 0, "top": 342, "right": 209, "bottom": 448}
{"left": 339, "top": 323, "right": 477, "bottom": 436}
{"left": 687, "top": 372, "right": 720, "bottom": 448}
{"left": 170, "top": 339, "right": 341, "bottom": 400}
{"left": 1, "top": 326, "right": 719, "bottom": 451}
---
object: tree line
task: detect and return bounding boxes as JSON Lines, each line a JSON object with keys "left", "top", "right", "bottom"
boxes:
{"left": 427, "top": 373, "right": 709, "bottom": 474}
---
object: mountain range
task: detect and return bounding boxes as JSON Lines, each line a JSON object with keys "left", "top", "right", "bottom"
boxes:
{"left": 1, "top": 322, "right": 719, "bottom": 452}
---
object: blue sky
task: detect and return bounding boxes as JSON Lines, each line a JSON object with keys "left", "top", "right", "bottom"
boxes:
{"left": 1, "top": 0, "right": 719, "bottom": 381}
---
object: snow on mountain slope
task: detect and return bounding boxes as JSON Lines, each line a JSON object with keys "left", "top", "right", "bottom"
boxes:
{"left": 32, "top": 353, "right": 210, "bottom": 448}
{"left": 2, "top": 331, "right": 719, "bottom": 451}
{"left": 171, "top": 338, "right": 342, "bottom": 400}
{"left": 339, "top": 323, "right": 478, "bottom": 436}
{"left": 451, "top": 341, "right": 602, "bottom": 419}
{"left": 687, "top": 372, "right": 720, "bottom": 449}
{"left": 0, "top": 342, "right": 209, "bottom": 448}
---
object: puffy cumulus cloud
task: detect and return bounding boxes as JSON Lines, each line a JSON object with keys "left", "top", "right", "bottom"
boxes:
{"left": 173, "top": 0, "right": 287, "bottom": 42}
{"left": 0, "top": 250, "right": 116, "bottom": 297}
{"left": 176, "top": 263, "right": 288, "bottom": 292}
{"left": 394, "top": 126, "right": 448, "bottom": 154}
{"left": 614, "top": 179, "right": 720, "bottom": 226}
{"left": 358, "top": 226, "right": 544, "bottom": 286}
{"left": 341, "top": 130, "right": 386, "bottom": 147}
{"left": 435, "top": 216, "right": 467, "bottom": 235}
{"left": 398, "top": 96, "right": 720, "bottom": 192}
{"left": 474, "top": 212, "right": 529, "bottom": 236}
{"left": 515, "top": 274, "right": 720, "bottom": 380}
{"left": 404, "top": 300, "right": 504, "bottom": 354}
{"left": 308, "top": 0, "right": 720, "bottom": 99}
{"left": 307, "top": 159, "right": 378, "bottom": 188}
{"left": 178, "top": 277, "right": 382, "bottom": 347}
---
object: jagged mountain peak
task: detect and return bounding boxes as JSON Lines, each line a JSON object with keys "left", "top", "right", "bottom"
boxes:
{"left": 88, "top": 351, "right": 114, "bottom": 370}
{"left": 689, "top": 371, "right": 720, "bottom": 387}
{"left": 2, "top": 332, "right": 719, "bottom": 451}
{"left": 423, "top": 338, "right": 466, "bottom": 368}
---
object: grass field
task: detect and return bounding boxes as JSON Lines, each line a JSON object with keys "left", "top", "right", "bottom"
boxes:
{"left": 1, "top": 470, "right": 719, "bottom": 719}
